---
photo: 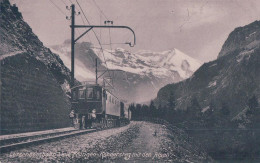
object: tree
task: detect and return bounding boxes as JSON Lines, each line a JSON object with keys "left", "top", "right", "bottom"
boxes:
{"left": 167, "top": 92, "right": 176, "bottom": 109}
{"left": 157, "top": 103, "right": 163, "bottom": 118}
{"left": 141, "top": 104, "right": 149, "bottom": 118}
{"left": 149, "top": 100, "right": 157, "bottom": 117}
{"left": 128, "top": 103, "right": 136, "bottom": 119}
{"left": 120, "top": 102, "right": 125, "bottom": 118}
{"left": 189, "top": 96, "right": 202, "bottom": 120}
{"left": 136, "top": 104, "right": 142, "bottom": 119}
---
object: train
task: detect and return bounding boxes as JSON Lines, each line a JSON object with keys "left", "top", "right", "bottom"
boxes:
{"left": 70, "top": 83, "right": 131, "bottom": 129}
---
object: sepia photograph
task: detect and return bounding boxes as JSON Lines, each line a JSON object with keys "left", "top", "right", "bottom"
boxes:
{"left": 0, "top": 0, "right": 260, "bottom": 162}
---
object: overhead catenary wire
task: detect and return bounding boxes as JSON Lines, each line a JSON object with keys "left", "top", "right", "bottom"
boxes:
{"left": 75, "top": 0, "right": 105, "bottom": 53}
{"left": 92, "top": 0, "right": 113, "bottom": 54}
{"left": 75, "top": 0, "right": 113, "bottom": 89}
{"left": 79, "top": 9, "right": 92, "bottom": 42}
{"left": 60, "top": 0, "right": 67, "bottom": 6}
{"left": 84, "top": 0, "right": 112, "bottom": 65}
{"left": 92, "top": 0, "right": 109, "bottom": 20}
{"left": 48, "top": 0, "right": 81, "bottom": 37}
{"left": 100, "top": 43, "right": 129, "bottom": 46}
{"left": 50, "top": 0, "right": 81, "bottom": 40}
{"left": 80, "top": 0, "right": 131, "bottom": 48}
{"left": 75, "top": 0, "right": 130, "bottom": 93}
{"left": 49, "top": 0, "right": 67, "bottom": 16}
{"left": 67, "top": 0, "right": 92, "bottom": 43}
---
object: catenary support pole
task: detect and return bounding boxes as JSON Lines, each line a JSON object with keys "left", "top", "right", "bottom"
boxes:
{"left": 96, "top": 58, "right": 98, "bottom": 85}
{"left": 71, "top": 4, "right": 75, "bottom": 88}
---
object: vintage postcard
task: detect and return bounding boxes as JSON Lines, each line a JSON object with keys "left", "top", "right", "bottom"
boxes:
{"left": 1, "top": 0, "right": 260, "bottom": 162}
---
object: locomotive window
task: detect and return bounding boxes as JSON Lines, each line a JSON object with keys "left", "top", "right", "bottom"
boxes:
{"left": 72, "top": 90, "right": 77, "bottom": 100}
{"left": 109, "top": 96, "right": 111, "bottom": 102}
{"left": 78, "top": 90, "right": 85, "bottom": 99}
{"left": 112, "top": 98, "right": 114, "bottom": 104}
{"left": 96, "top": 90, "right": 100, "bottom": 100}
{"left": 87, "top": 88, "right": 93, "bottom": 99}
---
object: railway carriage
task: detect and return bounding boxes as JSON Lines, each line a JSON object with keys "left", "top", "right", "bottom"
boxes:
{"left": 71, "top": 83, "right": 129, "bottom": 129}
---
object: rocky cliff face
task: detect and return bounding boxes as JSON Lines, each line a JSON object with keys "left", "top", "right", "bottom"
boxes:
{"left": 218, "top": 21, "right": 260, "bottom": 58}
{"left": 52, "top": 41, "right": 201, "bottom": 103}
{"left": 0, "top": 0, "right": 71, "bottom": 134}
{"left": 156, "top": 20, "right": 260, "bottom": 117}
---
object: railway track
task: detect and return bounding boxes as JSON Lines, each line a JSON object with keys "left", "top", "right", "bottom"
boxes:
{"left": 0, "top": 128, "right": 96, "bottom": 153}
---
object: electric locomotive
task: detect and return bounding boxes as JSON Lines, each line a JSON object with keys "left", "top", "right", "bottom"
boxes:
{"left": 71, "top": 83, "right": 128, "bottom": 129}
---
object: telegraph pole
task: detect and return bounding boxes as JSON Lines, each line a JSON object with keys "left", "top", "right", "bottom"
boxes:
{"left": 71, "top": 4, "right": 75, "bottom": 88}
{"left": 95, "top": 58, "right": 98, "bottom": 85}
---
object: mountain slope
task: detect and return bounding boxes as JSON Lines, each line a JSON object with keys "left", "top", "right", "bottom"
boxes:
{"left": 219, "top": 21, "right": 260, "bottom": 58}
{"left": 0, "top": 1, "right": 71, "bottom": 134}
{"left": 154, "top": 20, "right": 260, "bottom": 161}
{"left": 52, "top": 42, "right": 201, "bottom": 103}
{"left": 156, "top": 20, "right": 260, "bottom": 117}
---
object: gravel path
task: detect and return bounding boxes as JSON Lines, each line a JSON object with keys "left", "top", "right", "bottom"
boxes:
{"left": 0, "top": 121, "right": 211, "bottom": 163}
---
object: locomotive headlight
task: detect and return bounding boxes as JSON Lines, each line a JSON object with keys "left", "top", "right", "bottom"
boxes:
{"left": 92, "top": 109, "right": 96, "bottom": 113}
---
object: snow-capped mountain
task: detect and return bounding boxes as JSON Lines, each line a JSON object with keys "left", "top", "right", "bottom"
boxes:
{"left": 93, "top": 47, "right": 201, "bottom": 80}
{"left": 51, "top": 41, "right": 201, "bottom": 103}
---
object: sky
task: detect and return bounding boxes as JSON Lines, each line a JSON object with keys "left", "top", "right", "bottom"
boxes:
{"left": 9, "top": 0, "right": 260, "bottom": 62}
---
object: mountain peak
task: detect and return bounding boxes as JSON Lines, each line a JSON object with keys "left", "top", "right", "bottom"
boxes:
{"left": 96, "top": 47, "right": 202, "bottom": 80}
